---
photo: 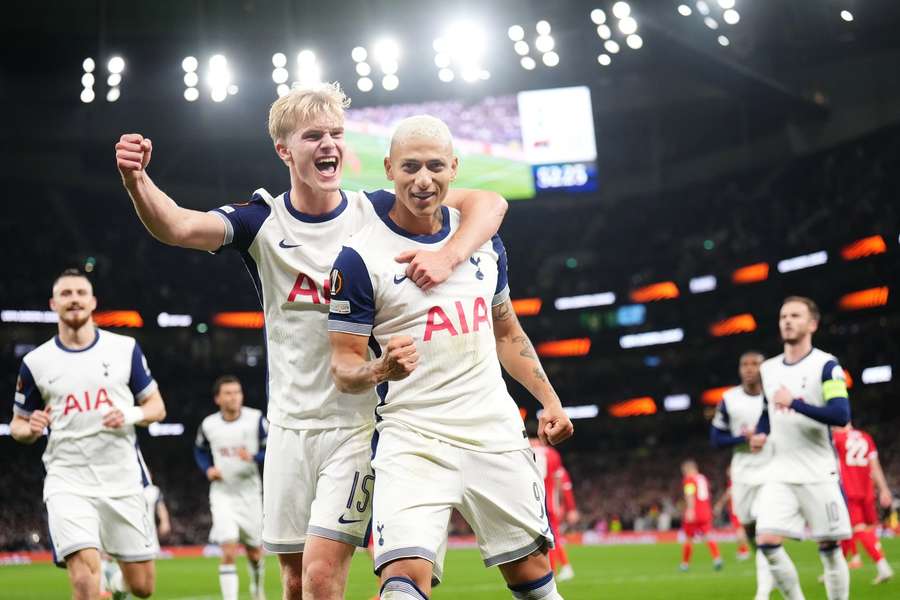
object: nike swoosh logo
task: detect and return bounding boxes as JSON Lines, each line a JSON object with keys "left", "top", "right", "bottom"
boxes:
{"left": 338, "top": 515, "right": 363, "bottom": 524}
{"left": 279, "top": 240, "right": 302, "bottom": 249}
{"left": 393, "top": 274, "right": 407, "bottom": 284}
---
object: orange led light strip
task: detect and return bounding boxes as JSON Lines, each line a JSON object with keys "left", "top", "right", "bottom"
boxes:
{"left": 212, "top": 311, "right": 265, "bottom": 329}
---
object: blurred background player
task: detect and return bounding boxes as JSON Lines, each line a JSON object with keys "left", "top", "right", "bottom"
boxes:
{"left": 10, "top": 268, "right": 166, "bottom": 599}
{"left": 116, "top": 83, "right": 507, "bottom": 600}
{"left": 194, "top": 375, "right": 268, "bottom": 600}
{"left": 679, "top": 460, "right": 722, "bottom": 572}
{"left": 710, "top": 351, "right": 774, "bottom": 598}
{"left": 752, "top": 296, "right": 852, "bottom": 600}
{"left": 528, "top": 422, "right": 579, "bottom": 581}
{"left": 831, "top": 423, "right": 894, "bottom": 583}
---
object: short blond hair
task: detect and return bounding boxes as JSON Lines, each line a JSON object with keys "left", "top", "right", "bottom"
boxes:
{"left": 267, "top": 82, "right": 350, "bottom": 143}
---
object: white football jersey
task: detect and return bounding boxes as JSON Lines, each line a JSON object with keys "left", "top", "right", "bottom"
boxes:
{"left": 195, "top": 407, "right": 267, "bottom": 497}
{"left": 210, "top": 189, "right": 381, "bottom": 430}
{"left": 711, "top": 386, "right": 771, "bottom": 485}
{"left": 13, "top": 329, "right": 158, "bottom": 500}
{"left": 327, "top": 190, "right": 528, "bottom": 453}
{"left": 759, "top": 348, "right": 848, "bottom": 484}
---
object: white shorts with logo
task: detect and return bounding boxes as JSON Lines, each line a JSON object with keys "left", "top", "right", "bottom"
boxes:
{"left": 210, "top": 487, "right": 263, "bottom": 547}
{"left": 262, "top": 422, "right": 374, "bottom": 553}
{"left": 756, "top": 481, "right": 852, "bottom": 541}
{"left": 46, "top": 492, "right": 158, "bottom": 563}
{"left": 371, "top": 425, "right": 553, "bottom": 583}
{"left": 731, "top": 481, "right": 763, "bottom": 525}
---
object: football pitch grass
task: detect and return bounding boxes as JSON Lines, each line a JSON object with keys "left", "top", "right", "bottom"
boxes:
{"left": 2, "top": 540, "right": 899, "bottom": 599}
{"left": 341, "top": 130, "right": 536, "bottom": 200}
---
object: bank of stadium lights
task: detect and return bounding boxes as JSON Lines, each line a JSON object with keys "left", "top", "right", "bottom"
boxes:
{"left": 590, "top": 4, "right": 642, "bottom": 68}
{"left": 80, "top": 58, "right": 95, "bottom": 103}
{"left": 106, "top": 56, "right": 124, "bottom": 102}
{"left": 679, "top": 0, "right": 740, "bottom": 46}
{"left": 349, "top": 40, "right": 400, "bottom": 92}
{"left": 840, "top": 10, "right": 854, "bottom": 22}
{"left": 203, "top": 54, "right": 239, "bottom": 102}
{"left": 434, "top": 22, "right": 490, "bottom": 83}
{"left": 182, "top": 56, "right": 200, "bottom": 101}
{"left": 272, "top": 52, "right": 290, "bottom": 97}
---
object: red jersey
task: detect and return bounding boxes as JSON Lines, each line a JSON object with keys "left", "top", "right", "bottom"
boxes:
{"left": 532, "top": 444, "right": 577, "bottom": 517}
{"left": 683, "top": 473, "right": 713, "bottom": 523}
{"left": 833, "top": 428, "right": 877, "bottom": 500}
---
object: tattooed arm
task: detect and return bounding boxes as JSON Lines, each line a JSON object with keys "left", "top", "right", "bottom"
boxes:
{"left": 492, "top": 299, "right": 573, "bottom": 445}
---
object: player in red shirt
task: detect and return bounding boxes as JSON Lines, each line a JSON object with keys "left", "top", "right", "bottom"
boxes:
{"left": 680, "top": 460, "right": 723, "bottom": 571}
{"left": 529, "top": 425, "right": 579, "bottom": 581}
{"left": 832, "top": 424, "right": 894, "bottom": 584}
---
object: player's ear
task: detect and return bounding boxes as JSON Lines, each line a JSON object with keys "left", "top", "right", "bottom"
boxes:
{"left": 88, "top": 295, "right": 98, "bottom": 313}
{"left": 274, "top": 140, "right": 292, "bottom": 165}
{"left": 449, "top": 156, "right": 459, "bottom": 181}
{"left": 384, "top": 156, "right": 394, "bottom": 181}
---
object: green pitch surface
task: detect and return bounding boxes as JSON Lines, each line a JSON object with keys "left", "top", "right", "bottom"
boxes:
{"left": 2, "top": 540, "right": 899, "bottom": 599}
{"left": 341, "top": 130, "right": 536, "bottom": 200}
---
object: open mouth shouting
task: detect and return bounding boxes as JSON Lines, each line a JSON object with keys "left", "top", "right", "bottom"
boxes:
{"left": 314, "top": 156, "right": 340, "bottom": 178}
{"left": 410, "top": 190, "right": 436, "bottom": 203}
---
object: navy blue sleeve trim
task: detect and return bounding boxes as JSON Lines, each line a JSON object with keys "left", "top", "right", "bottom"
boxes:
{"left": 328, "top": 246, "right": 375, "bottom": 334}
{"left": 789, "top": 397, "right": 850, "bottom": 426}
{"left": 755, "top": 396, "right": 771, "bottom": 434}
{"left": 710, "top": 426, "right": 746, "bottom": 448}
{"left": 128, "top": 342, "right": 155, "bottom": 399}
{"left": 255, "top": 415, "right": 268, "bottom": 465}
{"left": 194, "top": 425, "right": 213, "bottom": 472}
{"left": 14, "top": 361, "right": 42, "bottom": 414}
{"left": 211, "top": 196, "right": 271, "bottom": 252}
{"left": 821, "top": 359, "right": 841, "bottom": 383}
{"left": 492, "top": 234, "right": 509, "bottom": 295}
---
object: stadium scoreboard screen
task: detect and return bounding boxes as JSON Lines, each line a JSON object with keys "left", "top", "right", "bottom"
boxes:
{"left": 342, "top": 85, "right": 598, "bottom": 200}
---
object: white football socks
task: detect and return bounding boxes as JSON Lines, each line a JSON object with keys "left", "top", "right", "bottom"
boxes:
{"left": 754, "top": 548, "right": 774, "bottom": 600}
{"left": 219, "top": 564, "right": 239, "bottom": 600}
{"left": 819, "top": 545, "right": 849, "bottom": 600}
{"left": 760, "top": 545, "right": 805, "bottom": 600}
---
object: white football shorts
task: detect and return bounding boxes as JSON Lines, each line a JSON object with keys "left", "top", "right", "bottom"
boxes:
{"left": 756, "top": 481, "right": 852, "bottom": 541}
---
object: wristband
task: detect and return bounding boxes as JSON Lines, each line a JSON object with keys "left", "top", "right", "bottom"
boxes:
{"left": 122, "top": 405, "right": 145, "bottom": 426}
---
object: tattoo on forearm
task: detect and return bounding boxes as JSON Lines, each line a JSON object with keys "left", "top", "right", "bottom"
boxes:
{"left": 512, "top": 335, "right": 537, "bottom": 359}
{"left": 532, "top": 367, "right": 547, "bottom": 383}
{"left": 493, "top": 301, "right": 513, "bottom": 322}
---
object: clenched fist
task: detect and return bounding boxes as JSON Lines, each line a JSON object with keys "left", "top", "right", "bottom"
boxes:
{"left": 115, "top": 133, "right": 153, "bottom": 185}
{"left": 377, "top": 336, "right": 419, "bottom": 382}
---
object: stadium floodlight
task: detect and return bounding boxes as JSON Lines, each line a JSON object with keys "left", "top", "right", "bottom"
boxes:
{"left": 211, "top": 88, "right": 227, "bottom": 102}
{"left": 554, "top": 292, "right": 616, "bottom": 311}
{"left": 434, "top": 53, "right": 451, "bottom": 68}
{"left": 695, "top": 1, "right": 710, "bottom": 16}
{"left": 514, "top": 40, "right": 530, "bottom": 56}
{"left": 535, "top": 35, "right": 555, "bottom": 53}
{"left": 663, "top": 394, "right": 691, "bottom": 412}
{"left": 777, "top": 250, "right": 828, "bottom": 273}
{"left": 597, "top": 24, "right": 612, "bottom": 39}
{"left": 351, "top": 46, "right": 367, "bottom": 62}
{"left": 597, "top": 53, "right": 612, "bottom": 66}
{"left": 208, "top": 54, "right": 231, "bottom": 101}
{"left": 81, "top": 73, "right": 94, "bottom": 87}
{"left": 461, "top": 66, "right": 481, "bottom": 82}
{"left": 678, "top": 4, "right": 692, "bottom": 16}
{"left": 373, "top": 38, "right": 400, "bottom": 66}
{"left": 272, "top": 67, "right": 289, "bottom": 83}
{"left": 356, "top": 62, "right": 372, "bottom": 76}
{"left": 718, "top": 35, "right": 730, "bottom": 46}
{"left": 276, "top": 84, "right": 290, "bottom": 97}
{"left": 436, "top": 21, "right": 488, "bottom": 83}
{"left": 83, "top": 57, "right": 95, "bottom": 73}
{"left": 704, "top": 16, "right": 719, "bottom": 29}
{"left": 536, "top": 20, "right": 551, "bottom": 35}
{"left": 184, "top": 87, "right": 199, "bottom": 102}
{"left": 620, "top": 328, "right": 685, "bottom": 349}
{"left": 107, "top": 56, "right": 125, "bottom": 74}
{"left": 590, "top": 9, "right": 606, "bottom": 25}
{"left": 618, "top": 16, "right": 638, "bottom": 35}
{"left": 717, "top": 0, "right": 735, "bottom": 8}
{"left": 184, "top": 72, "right": 199, "bottom": 87}
{"left": 80, "top": 88, "right": 95, "bottom": 103}
{"left": 612, "top": 2, "right": 631, "bottom": 19}
{"left": 227, "top": 85, "right": 238, "bottom": 95}
{"left": 604, "top": 40, "right": 620, "bottom": 53}
{"left": 861, "top": 366, "right": 892, "bottom": 384}
{"left": 272, "top": 52, "right": 287, "bottom": 68}
{"left": 520, "top": 57, "right": 536, "bottom": 70}
{"left": 297, "top": 49, "right": 316, "bottom": 65}
{"left": 439, "top": 67, "right": 455, "bottom": 81}
{"left": 106, "top": 87, "right": 120, "bottom": 102}
{"left": 626, "top": 34, "right": 643, "bottom": 49}
{"left": 723, "top": 9, "right": 740, "bottom": 24}
{"left": 689, "top": 275, "right": 717, "bottom": 293}
{"left": 507, "top": 25, "right": 525, "bottom": 41}
{"left": 542, "top": 51, "right": 560, "bottom": 67}
{"left": 182, "top": 56, "right": 198, "bottom": 72}
{"left": 107, "top": 73, "right": 121, "bottom": 87}
{"left": 382, "top": 74, "right": 399, "bottom": 90}
{"left": 357, "top": 77, "right": 373, "bottom": 91}
{"left": 840, "top": 10, "right": 853, "bottom": 22}
{"left": 381, "top": 60, "right": 399, "bottom": 75}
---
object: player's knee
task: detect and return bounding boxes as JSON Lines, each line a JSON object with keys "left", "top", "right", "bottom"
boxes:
{"left": 819, "top": 541, "right": 840, "bottom": 553}
{"left": 69, "top": 571, "right": 99, "bottom": 600}
{"left": 128, "top": 580, "right": 154, "bottom": 598}
{"left": 381, "top": 561, "right": 432, "bottom": 597}
{"left": 303, "top": 559, "right": 339, "bottom": 596}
